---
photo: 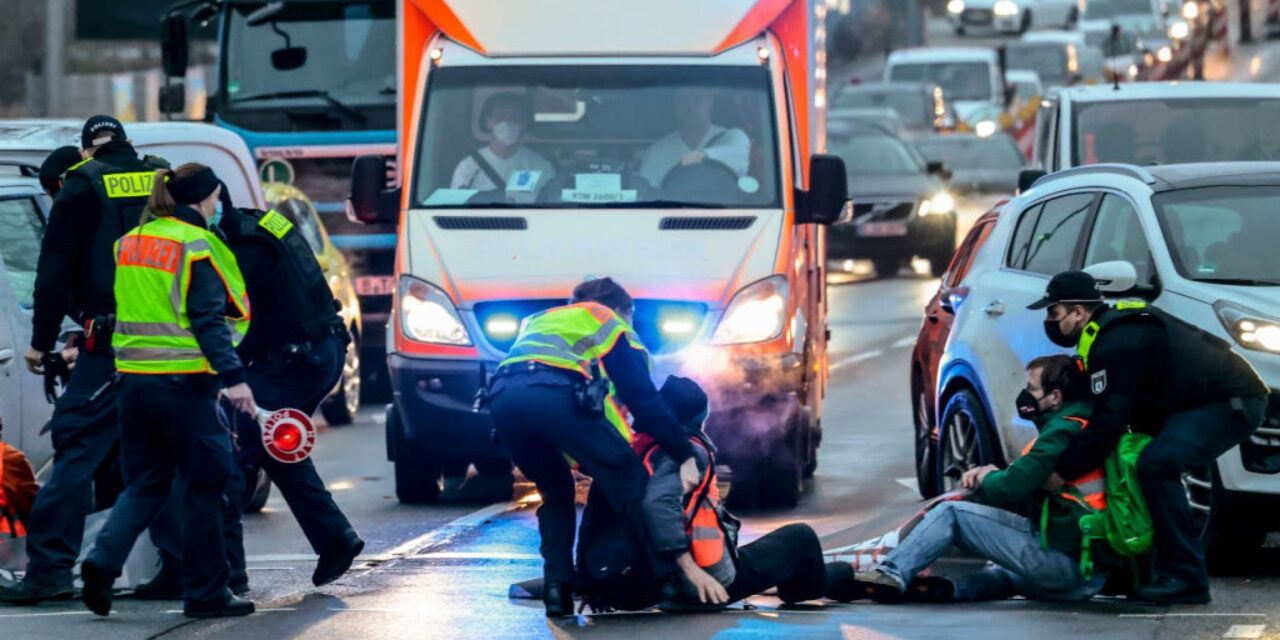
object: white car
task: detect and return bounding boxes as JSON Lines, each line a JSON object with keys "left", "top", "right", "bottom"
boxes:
{"left": 933, "top": 161, "right": 1280, "bottom": 565}
{"left": 947, "top": 0, "right": 1079, "bottom": 35}
{"left": 885, "top": 48, "right": 1010, "bottom": 127}
{"left": 1005, "top": 69, "right": 1044, "bottom": 108}
{"left": 1078, "top": 0, "right": 1185, "bottom": 47}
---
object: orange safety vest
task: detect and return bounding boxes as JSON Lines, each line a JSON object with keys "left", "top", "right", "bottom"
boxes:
{"left": 1022, "top": 416, "right": 1106, "bottom": 511}
{"left": 0, "top": 445, "right": 27, "bottom": 538}
{"left": 637, "top": 436, "right": 735, "bottom": 578}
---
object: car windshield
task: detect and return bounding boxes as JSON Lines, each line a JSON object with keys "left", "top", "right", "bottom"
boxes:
{"left": 1154, "top": 186, "right": 1280, "bottom": 284}
{"left": 1007, "top": 44, "right": 1071, "bottom": 85}
{"left": 223, "top": 2, "right": 394, "bottom": 127}
{"left": 831, "top": 135, "right": 924, "bottom": 176}
{"left": 1085, "top": 30, "right": 1139, "bottom": 55}
{"left": 1083, "top": 0, "right": 1155, "bottom": 19}
{"left": 914, "top": 136, "right": 1026, "bottom": 171}
{"left": 1074, "top": 98, "right": 1280, "bottom": 165}
{"left": 889, "top": 62, "right": 992, "bottom": 102}
{"left": 833, "top": 88, "right": 928, "bottom": 128}
{"left": 413, "top": 65, "right": 780, "bottom": 209}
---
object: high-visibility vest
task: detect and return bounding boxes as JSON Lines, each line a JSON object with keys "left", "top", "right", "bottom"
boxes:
{"left": 112, "top": 216, "right": 251, "bottom": 374}
{"left": 638, "top": 437, "right": 736, "bottom": 585}
{"left": 1023, "top": 416, "right": 1107, "bottom": 512}
{"left": 500, "top": 302, "right": 649, "bottom": 442}
{"left": 0, "top": 445, "right": 25, "bottom": 538}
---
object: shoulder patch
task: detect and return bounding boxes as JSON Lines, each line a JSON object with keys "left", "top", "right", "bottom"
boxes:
{"left": 258, "top": 209, "right": 294, "bottom": 239}
{"left": 1091, "top": 370, "right": 1107, "bottom": 395}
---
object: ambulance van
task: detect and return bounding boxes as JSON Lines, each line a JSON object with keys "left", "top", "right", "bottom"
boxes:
{"left": 349, "top": 0, "right": 850, "bottom": 507}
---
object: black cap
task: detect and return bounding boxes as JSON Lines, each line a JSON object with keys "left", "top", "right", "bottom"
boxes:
{"left": 659, "top": 376, "right": 709, "bottom": 430}
{"left": 1027, "top": 270, "right": 1103, "bottom": 310}
{"left": 81, "top": 115, "right": 126, "bottom": 149}
{"left": 39, "top": 146, "right": 82, "bottom": 196}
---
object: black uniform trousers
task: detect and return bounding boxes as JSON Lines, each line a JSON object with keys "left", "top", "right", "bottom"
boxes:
{"left": 1137, "top": 396, "right": 1266, "bottom": 588}
{"left": 22, "top": 348, "right": 119, "bottom": 584}
{"left": 726, "top": 523, "right": 827, "bottom": 604}
{"left": 489, "top": 373, "right": 648, "bottom": 585}
{"left": 87, "top": 373, "right": 234, "bottom": 606}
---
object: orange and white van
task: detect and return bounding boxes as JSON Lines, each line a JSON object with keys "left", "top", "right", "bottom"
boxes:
{"left": 349, "top": 0, "right": 849, "bottom": 507}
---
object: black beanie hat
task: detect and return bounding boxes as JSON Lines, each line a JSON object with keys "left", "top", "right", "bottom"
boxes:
{"left": 39, "top": 146, "right": 82, "bottom": 196}
{"left": 659, "top": 376, "right": 709, "bottom": 429}
{"left": 168, "top": 167, "right": 221, "bottom": 205}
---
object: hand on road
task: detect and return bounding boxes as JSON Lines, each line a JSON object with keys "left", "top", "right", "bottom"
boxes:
{"left": 1041, "top": 472, "right": 1065, "bottom": 493}
{"left": 679, "top": 456, "right": 701, "bottom": 495}
{"left": 679, "top": 555, "right": 728, "bottom": 605}
{"left": 961, "top": 464, "right": 998, "bottom": 489}
{"left": 24, "top": 348, "right": 45, "bottom": 375}
{"left": 224, "top": 382, "right": 258, "bottom": 416}
{"left": 681, "top": 151, "right": 707, "bottom": 166}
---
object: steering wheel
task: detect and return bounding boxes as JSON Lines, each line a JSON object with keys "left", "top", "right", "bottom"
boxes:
{"left": 659, "top": 159, "right": 740, "bottom": 202}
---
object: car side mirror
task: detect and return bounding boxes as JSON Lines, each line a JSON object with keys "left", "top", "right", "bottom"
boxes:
{"left": 1017, "top": 169, "right": 1047, "bottom": 193}
{"left": 940, "top": 286, "right": 969, "bottom": 315}
{"left": 272, "top": 47, "right": 308, "bottom": 71}
{"left": 160, "top": 12, "right": 190, "bottom": 78}
{"left": 348, "top": 155, "right": 399, "bottom": 224}
{"left": 797, "top": 154, "right": 851, "bottom": 225}
{"left": 1084, "top": 260, "right": 1138, "bottom": 293}
{"left": 158, "top": 83, "right": 186, "bottom": 116}
{"left": 926, "top": 161, "right": 953, "bottom": 182}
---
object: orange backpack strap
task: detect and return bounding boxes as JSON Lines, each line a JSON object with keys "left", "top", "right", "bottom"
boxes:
{"left": 1062, "top": 416, "right": 1089, "bottom": 430}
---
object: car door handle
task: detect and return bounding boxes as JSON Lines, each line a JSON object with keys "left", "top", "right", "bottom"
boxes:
{"left": 0, "top": 348, "right": 13, "bottom": 364}
{"left": 983, "top": 301, "right": 1005, "bottom": 316}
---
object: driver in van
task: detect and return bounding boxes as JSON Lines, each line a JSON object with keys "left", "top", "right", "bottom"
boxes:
{"left": 640, "top": 88, "right": 750, "bottom": 189}
{"left": 450, "top": 92, "right": 556, "bottom": 194}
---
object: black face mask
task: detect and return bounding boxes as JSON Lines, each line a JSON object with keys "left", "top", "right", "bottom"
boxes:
{"left": 1016, "top": 388, "right": 1043, "bottom": 421}
{"left": 1043, "top": 318, "right": 1077, "bottom": 348}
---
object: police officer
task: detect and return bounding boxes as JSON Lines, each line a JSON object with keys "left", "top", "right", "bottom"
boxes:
{"left": 1029, "top": 270, "right": 1268, "bottom": 604}
{"left": 1, "top": 117, "right": 168, "bottom": 604}
{"left": 487, "top": 277, "right": 700, "bottom": 617}
{"left": 79, "top": 163, "right": 256, "bottom": 619}
{"left": 38, "top": 146, "right": 84, "bottom": 199}
{"left": 137, "top": 192, "right": 364, "bottom": 598}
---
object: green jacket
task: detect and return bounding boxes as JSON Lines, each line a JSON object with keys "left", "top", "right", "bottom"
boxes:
{"left": 974, "top": 401, "right": 1094, "bottom": 555}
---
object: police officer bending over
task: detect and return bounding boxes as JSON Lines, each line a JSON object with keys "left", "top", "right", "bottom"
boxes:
{"left": 1030, "top": 271, "right": 1268, "bottom": 605}
{"left": 1, "top": 117, "right": 167, "bottom": 605}
{"left": 487, "top": 278, "right": 700, "bottom": 617}
{"left": 138, "top": 192, "right": 364, "bottom": 598}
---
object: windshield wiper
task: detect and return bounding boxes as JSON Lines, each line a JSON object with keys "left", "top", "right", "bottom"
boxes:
{"left": 1196, "top": 277, "right": 1280, "bottom": 286}
{"left": 230, "top": 90, "right": 367, "bottom": 124}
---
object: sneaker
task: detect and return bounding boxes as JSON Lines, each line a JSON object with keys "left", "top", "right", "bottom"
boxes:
{"left": 854, "top": 567, "right": 907, "bottom": 594}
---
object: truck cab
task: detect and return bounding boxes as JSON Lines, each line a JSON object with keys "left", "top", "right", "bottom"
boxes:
{"left": 350, "top": 0, "right": 849, "bottom": 507}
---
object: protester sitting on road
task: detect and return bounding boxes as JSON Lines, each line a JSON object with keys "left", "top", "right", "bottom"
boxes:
{"left": 855, "top": 355, "right": 1112, "bottom": 602}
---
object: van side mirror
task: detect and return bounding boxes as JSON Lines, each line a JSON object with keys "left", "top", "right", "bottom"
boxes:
{"left": 1017, "top": 169, "right": 1047, "bottom": 193}
{"left": 348, "top": 155, "right": 399, "bottom": 224}
{"left": 158, "top": 84, "right": 186, "bottom": 116}
{"left": 161, "top": 12, "right": 190, "bottom": 78}
{"left": 797, "top": 155, "right": 851, "bottom": 225}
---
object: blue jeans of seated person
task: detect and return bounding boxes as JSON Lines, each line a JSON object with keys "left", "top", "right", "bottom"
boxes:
{"left": 877, "top": 501, "right": 1107, "bottom": 601}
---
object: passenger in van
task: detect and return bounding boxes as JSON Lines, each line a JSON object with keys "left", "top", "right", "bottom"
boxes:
{"left": 450, "top": 92, "right": 556, "bottom": 193}
{"left": 855, "top": 356, "right": 1111, "bottom": 603}
{"left": 640, "top": 88, "right": 750, "bottom": 188}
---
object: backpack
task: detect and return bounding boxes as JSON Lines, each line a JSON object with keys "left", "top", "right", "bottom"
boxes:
{"left": 1076, "top": 431, "right": 1154, "bottom": 580}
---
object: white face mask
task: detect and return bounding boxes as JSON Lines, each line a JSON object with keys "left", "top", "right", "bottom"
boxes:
{"left": 492, "top": 121, "right": 523, "bottom": 147}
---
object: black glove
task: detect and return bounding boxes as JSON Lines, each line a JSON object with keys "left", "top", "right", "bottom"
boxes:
{"left": 42, "top": 353, "right": 71, "bottom": 404}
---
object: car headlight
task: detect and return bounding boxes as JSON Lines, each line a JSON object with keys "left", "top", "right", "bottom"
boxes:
{"left": 1168, "top": 20, "right": 1189, "bottom": 40}
{"left": 1128, "top": 63, "right": 1140, "bottom": 78}
{"left": 712, "top": 276, "right": 789, "bottom": 345}
{"left": 993, "top": 0, "right": 1020, "bottom": 16}
{"left": 974, "top": 120, "right": 998, "bottom": 137}
{"left": 1182, "top": 1, "right": 1199, "bottom": 20}
{"left": 947, "top": 0, "right": 965, "bottom": 13}
{"left": 399, "top": 276, "right": 471, "bottom": 345}
{"left": 1215, "top": 300, "right": 1280, "bottom": 354}
{"left": 923, "top": 192, "right": 955, "bottom": 216}
{"left": 1157, "top": 46, "right": 1173, "bottom": 63}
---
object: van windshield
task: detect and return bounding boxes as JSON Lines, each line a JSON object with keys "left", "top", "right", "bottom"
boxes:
{"left": 1074, "top": 98, "right": 1280, "bottom": 165}
{"left": 888, "top": 62, "right": 991, "bottom": 102}
{"left": 413, "top": 65, "right": 780, "bottom": 209}
{"left": 1006, "top": 44, "right": 1071, "bottom": 85}
{"left": 1153, "top": 186, "right": 1280, "bottom": 284}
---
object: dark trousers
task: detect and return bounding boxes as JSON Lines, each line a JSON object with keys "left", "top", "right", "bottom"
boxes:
{"left": 1138, "top": 398, "right": 1265, "bottom": 589}
{"left": 88, "top": 374, "right": 233, "bottom": 606}
{"left": 152, "top": 336, "right": 351, "bottom": 584}
{"left": 727, "top": 523, "right": 827, "bottom": 603}
{"left": 23, "top": 349, "right": 119, "bottom": 583}
{"left": 489, "top": 376, "right": 647, "bottom": 585}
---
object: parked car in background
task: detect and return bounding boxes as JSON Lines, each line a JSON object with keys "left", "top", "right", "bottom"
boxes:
{"left": 828, "top": 108, "right": 907, "bottom": 141}
{"left": 930, "top": 161, "right": 1280, "bottom": 566}
{"left": 885, "top": 47, "right": 1009, "bottom": 128}
{"left": 946, "top": 0, "right": 1080, "bottom": 35}
{"left": 910, "top": 205, "right": 1003, "bottom": 497}
{"left": 914, "top": 133, "right": 1027, "bottom": 204}
{"left": 828, "top": 126, "right": 956, "bottom": 278}
{"left": 261, "top": 182, "right": 363, "bottom": 427}
{"left": 830, "top": 82, "right": 955, "bottom": 137}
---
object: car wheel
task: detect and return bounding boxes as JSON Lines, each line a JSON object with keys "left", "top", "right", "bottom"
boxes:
{"left": 936, "top": 388, "right": 998, "bottom": 493}
{"left": 321, "top": 339, "right": 361, "bottom": 426}
{"left": 389, "top": 407, "right": 442, "bottom": 504}
{"left": 1019, "top": 11, "right": 1032, "bottom": 34}
{"left": 912, "top": 369, "right": 941, "bottom": 499}
{"left": 929, "top": 256, "right": 949, "bottom": 278}
{"left": 243, "top": 468, "right": 272, "bottom": 514}
{"left": 873, "top": 258, "right": 901, "bottom": 279}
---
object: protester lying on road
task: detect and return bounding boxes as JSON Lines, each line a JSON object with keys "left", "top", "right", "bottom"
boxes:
{"left": 856, "top": 355, "right": 1117, "bottom": 602}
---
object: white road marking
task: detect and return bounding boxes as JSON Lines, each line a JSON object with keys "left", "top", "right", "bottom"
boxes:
{"left": 1121, "top": 613, "right": 1267, "bottom": 618}
{"left": 895, "top": 477, "right": 917, "bottom": 491}
{"left": 0, "top": 611, "right": 96, "bottom": 619}
{"left": 891, "top": 336, "right": 916, "bottom": 349}
{"left": 830, "top": 350, "right": 883, "bottom": 372}
{"left": 1224, "top": 625, "right": 1266, "bottom": 639}
{"left": 370, "top": 499, "right": 524, "bottom": 562}
{"left": 409, "top": 551, "right": 542, "bottom": 561}
{"left": 246, "top": 554, "right": 318, "bottom": 562}
{"left": 162, "top": 608, "right": 297, "bottom": 614}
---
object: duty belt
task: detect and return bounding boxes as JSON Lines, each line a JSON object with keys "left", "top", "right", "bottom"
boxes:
{"left": 493, "top": 361, "right": 580, "bottom": 380}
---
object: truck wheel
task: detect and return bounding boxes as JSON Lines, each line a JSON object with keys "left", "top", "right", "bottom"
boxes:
{"left": 758, "top": 415, "right": 805, "bottom": 508}
{"left": 873, "top": 259, "right": 901, "bottom": 279}
{"left": 803, "top": 419, "right": 820, "bottom": 478}
{"left": 243, "top": 468, "right": 272, "bottom": 514}
{"left": 913, "top": 369, "right": 941, "bottom": 499}
{"left": 321, "top": 339, "right": 361, "bottom": 426}
{"left": 389, "top": 407, "right": 442, "bottom": 504}
{"left": 936, "top": 388, "right": 999, "bottom": 493}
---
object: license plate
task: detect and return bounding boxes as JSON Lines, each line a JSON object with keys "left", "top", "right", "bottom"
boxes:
{"left": 857, "top": 222, "right": 909, "bottom": 237}
{"left": 355, "top": 275, "right": 396, "bottom": 296}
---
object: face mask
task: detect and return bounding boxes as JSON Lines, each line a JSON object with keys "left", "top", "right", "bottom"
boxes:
{"left": 209, "top": 201, "right": 224, "bottom": 228}
{"left": 492, "top": 121, "right": 523, "bottom": 147}
{"left": 1043, "top": 317, "right": 1077, "bottom": 348}
{"left": 1016, "top": 388, "right": 1044, "bottom": 421}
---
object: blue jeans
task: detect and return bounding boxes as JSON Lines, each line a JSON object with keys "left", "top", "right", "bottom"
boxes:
{"left": 878, "top": 501, "right": 1105, "bottom": 601}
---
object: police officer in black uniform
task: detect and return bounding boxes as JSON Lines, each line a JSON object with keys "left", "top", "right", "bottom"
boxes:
{"left": 138, "top": 191, "right": 364, "bottom": 598}
{"left": 1, "top": 117, "right": 168, "bottom": 605}
{"left": 1030, "top": 271, "right": 1269, "bottom": 604}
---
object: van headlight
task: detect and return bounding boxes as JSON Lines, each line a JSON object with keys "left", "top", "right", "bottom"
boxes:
{"left": 713, "top": 276, "right": 789, "bottom": 345}
{"left": 993, "top": 1, "right": 1020, "bottom": 16}
{"left": 399, "top": 276, "right": 471, "bottom": 345}
{"left": 947, "top": 0, "right": 965, "bottom": 14}
{"left": 1215, "top": 300, "right": 1280, "bottom": 354}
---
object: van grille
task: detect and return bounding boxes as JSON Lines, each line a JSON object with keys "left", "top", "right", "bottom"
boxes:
{"left": 659, "top": 216, "right": 756, "bottom": 230}
{"left": 433, "top": 216, "right": 528, "bottom": 230}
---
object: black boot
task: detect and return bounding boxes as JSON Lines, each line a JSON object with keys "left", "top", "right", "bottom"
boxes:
{"left": 80, "top": 560, "right": 114, "bottom": 617}
{"left": 1134, "top": 576, "right": 1210, "bottom": 605}
{"left": 133, "top": 563, "right": 183, "bottom": 600}
{"left": 0, "top": 574, "right": 75, "bottom": 605}
{"left": 184, "top": 594, "right": 256, "bottom": 619}
{"left": 544, "top": 581, "right": 575, "bottom": 618}
{"left": 312, "top": 529, "right": 365, "bottom": 587}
